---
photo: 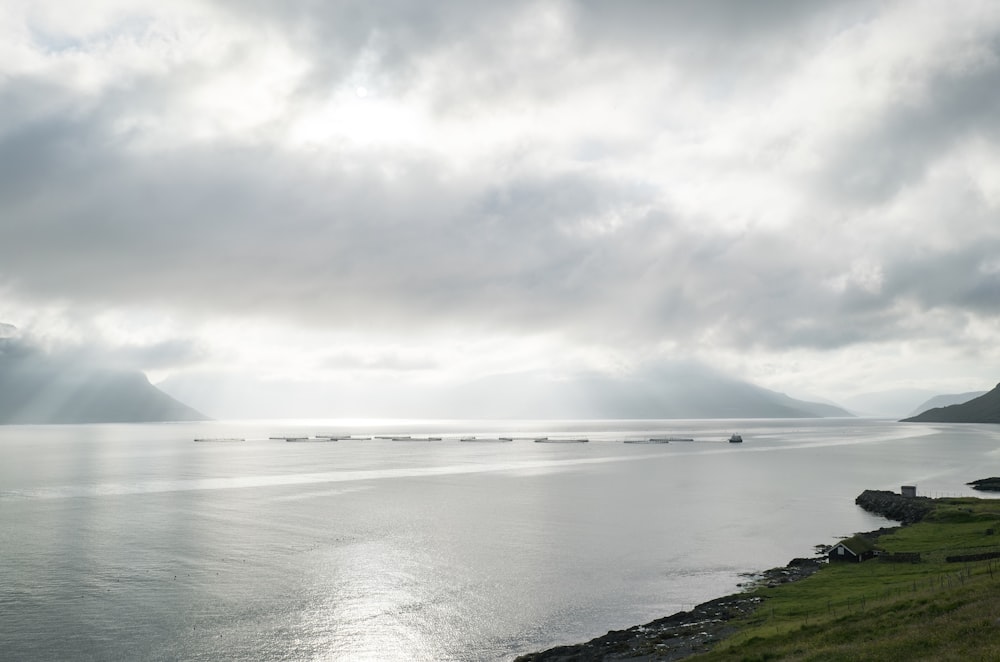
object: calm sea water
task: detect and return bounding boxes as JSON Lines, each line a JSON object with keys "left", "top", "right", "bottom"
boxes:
{"left": 2, "top": 418, "right": 998, "bottom": 661}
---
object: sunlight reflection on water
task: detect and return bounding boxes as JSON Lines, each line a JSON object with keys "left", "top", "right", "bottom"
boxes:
{"left": 3, "top": 420, "right": 996, "bottom": 661}
{"left": 2, "top": 455, "right": 652, "bottom": 500}
{"left": 1, "top": 423, "right": 937, "bottom": 501}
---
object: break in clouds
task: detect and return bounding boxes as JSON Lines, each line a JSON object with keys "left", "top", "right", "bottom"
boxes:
{"left": 2, "top": 0, "right": 1000, "bottom": 402}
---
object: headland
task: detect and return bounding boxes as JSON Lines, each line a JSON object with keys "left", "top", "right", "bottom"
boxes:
{"left": 516, "top": 486, "right": 1000, "bottom": 661}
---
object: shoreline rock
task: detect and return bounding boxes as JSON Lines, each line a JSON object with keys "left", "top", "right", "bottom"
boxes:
{"left": 515, "top": 489, "right": 919, "bottom": 661}
{"left": 513, "top": 559, "right": 822, "bottom": 662}
{"left": 967, "top": 477, "right": 1000, "bottom": 492}
{"left": 854, "top": 489, "right": 933, "bottom": 524}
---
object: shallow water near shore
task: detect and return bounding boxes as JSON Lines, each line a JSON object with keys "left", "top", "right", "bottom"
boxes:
{"left": 2, "top": 418, "right": 998, "bottom": 661}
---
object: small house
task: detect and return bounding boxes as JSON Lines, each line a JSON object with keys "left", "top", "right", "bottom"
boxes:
{"left": 901, "top": 485, "right": 917, "bottom": 498}
{"left": 828, "top": 535, "right": 876, "bottom": 563}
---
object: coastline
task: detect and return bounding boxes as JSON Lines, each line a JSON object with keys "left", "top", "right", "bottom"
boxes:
{"left": 515, "top": 489, "right": 920, "bottom": 661}
{"left": 513, "top": 558, "right": 823, "bottom": 662}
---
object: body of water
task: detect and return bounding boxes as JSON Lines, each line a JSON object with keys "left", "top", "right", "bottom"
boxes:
{"left": 2, "top": 418, "right": 998, "bottom": 660}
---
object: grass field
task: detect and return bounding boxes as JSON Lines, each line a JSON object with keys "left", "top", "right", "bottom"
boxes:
{"left": 689, "top": 497, "right": 1000, "bottom": 662}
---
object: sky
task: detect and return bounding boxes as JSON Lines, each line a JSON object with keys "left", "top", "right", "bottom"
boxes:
{"left": 1, "top": 0, "right": 999, "bottom": 418}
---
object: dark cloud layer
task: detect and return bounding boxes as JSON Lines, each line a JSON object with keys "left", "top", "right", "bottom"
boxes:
{"left": 2, "top": 0, "right": 999, "bottom": 392}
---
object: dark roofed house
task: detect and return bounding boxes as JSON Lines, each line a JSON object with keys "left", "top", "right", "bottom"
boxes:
{"left": 828, "top": 535, "right": 876, "bottom": 563}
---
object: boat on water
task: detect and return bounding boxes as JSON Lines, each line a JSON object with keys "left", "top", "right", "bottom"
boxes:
{"left": 624, "top": 438, "right": 671, "bottom": 444}
{"left": 460, "top": 437, "right": 512, "bottom": 442}
{"left": 729, "top": 434, "right": 743, "bottom": 443}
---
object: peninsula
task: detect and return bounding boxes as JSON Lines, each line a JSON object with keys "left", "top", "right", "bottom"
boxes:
{"left": 901, "top": 382, "right": 1000, "bottom": 424}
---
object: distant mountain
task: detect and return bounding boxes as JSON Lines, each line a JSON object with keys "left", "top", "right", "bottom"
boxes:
{"left": 840, "top": 389, "right": 938, "bottom": 418}
{"left": 901, "top": 384, "right": 1000, "bottom": 424}
{"left": 160, "top": 360, "right": 851, "bottom": 419}
{"left": 907, "top": 391, "right": 988, "bottom": 418}
{"left": 0, "top": 333, "right": 207, "bottom": 424}
{"left": 563, "top": 364, "right": 854, "bottom": 419}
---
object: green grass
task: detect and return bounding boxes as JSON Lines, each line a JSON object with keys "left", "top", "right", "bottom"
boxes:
{"left": 690, "top": 497, "right": 1000, "bottom": 662}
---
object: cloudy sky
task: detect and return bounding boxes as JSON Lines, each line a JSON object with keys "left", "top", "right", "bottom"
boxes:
{"left": 2, "top": 0, "right": 999, "bottom": 417}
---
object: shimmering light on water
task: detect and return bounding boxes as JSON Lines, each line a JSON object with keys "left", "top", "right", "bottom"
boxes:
{"left": 2, "top": 419, "right": 999, "bottom": 660}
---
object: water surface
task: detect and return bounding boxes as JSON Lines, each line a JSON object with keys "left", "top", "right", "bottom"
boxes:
{"left": 2, "top": 419, "right": 997, "bottom": 660}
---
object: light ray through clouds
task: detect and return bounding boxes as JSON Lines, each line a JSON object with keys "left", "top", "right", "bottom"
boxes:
{"left": 2, "top": 0, "right": 999, "bottom": 416}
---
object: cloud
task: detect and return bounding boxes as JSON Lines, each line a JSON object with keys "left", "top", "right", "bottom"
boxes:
{"left": 321, "top": 350, "right": 438, "bottom": 372}
{"left": 1, "top": 0, "right": 1000, "bottom": 402}
{"left": 0, "top": 322, "right": 206, "bottom": 374}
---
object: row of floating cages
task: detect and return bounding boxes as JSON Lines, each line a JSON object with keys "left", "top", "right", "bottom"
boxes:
{"left": 197, "top": 434, "right": 740, "bottom": 443}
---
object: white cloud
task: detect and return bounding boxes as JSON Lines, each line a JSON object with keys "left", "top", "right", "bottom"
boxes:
{"left": 2, "top": 0, "right": 999, "bottom": 411}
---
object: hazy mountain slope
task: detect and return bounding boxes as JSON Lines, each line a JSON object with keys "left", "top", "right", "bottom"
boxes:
{"left": 161, "top": 360, "right": 851, "bottom": 419}
{"left": 555, "top": 365, "right": 853, "bottom": 419}
{"left": 0, "top": 335, "right": 208, "bottom": 424}
{"left": 840, "top": 389, "right": 937, "bottom": 418}
{"left": 907, "top": 391, "right": 988, "bottom": 418}
{"left": 901, "top": 384, "right": 1000, "bottom": 424}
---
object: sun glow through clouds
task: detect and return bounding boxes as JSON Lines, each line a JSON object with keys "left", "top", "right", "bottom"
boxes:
{"left": 1, "top": 0, "right": 999, "bottom": 418}
{"left": 288, "top": 90, "right": 430, "bottom": 149}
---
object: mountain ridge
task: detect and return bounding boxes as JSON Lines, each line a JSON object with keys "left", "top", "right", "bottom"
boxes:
{"left": 907, "top": 390, "right": 988, "bottom": 418}
{"left": 901, "top": 383, "right": 1000, "bottom": 424}
{"left": 159, "top": 361, "right": 853, "bottom": 420}
{"left": 0, "top": 332, "right": 208, "bottom": 424}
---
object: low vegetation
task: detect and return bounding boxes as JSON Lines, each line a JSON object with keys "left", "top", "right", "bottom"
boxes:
{"left": 690, "top": 497, "right": 1000, "bottom": 661}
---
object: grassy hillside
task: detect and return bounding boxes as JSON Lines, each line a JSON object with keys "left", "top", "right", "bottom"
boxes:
{"left": 691, "top": 497, "right": 1000, "bottom": 661}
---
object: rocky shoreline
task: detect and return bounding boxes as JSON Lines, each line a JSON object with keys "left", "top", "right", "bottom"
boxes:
{"left": 515, "top": 487, "right": 928, "bottom": 662}
{"left": 513, "top": 559, "right": 822, "bottom": 662}
{"left": 854, "top": 489, "right": 933, "bottom": 524}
